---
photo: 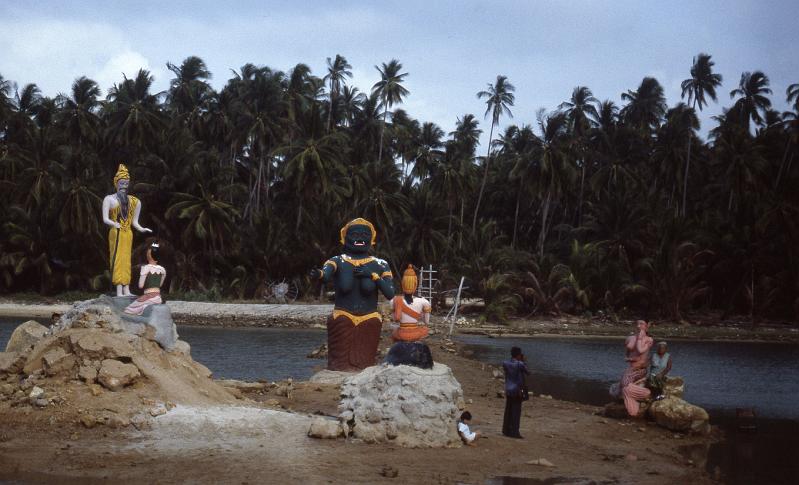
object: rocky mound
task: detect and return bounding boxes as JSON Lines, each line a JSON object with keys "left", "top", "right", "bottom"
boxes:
{"left": 604, "top": 376, "right": 710, "bottom": 434}
{"left": 0, "top": 297, "right": 237, "bottom": 431}
{"left": 337, "top": 363, "right": 465, "bottom": 448}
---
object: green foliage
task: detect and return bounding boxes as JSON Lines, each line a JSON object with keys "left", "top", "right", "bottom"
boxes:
{"left": 0, "top": 54, "right": 797, "bottom": 324}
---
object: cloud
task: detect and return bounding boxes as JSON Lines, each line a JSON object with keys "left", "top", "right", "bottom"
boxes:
{"left": 0, "top": 18, "right": 163, "bottom": 97}
{"left": 94, "top": 51, "right": 160, "bottom": 95}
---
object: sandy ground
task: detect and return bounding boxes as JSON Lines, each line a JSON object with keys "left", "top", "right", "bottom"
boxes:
{"left": 0, "top": 335, "right": 717, "bottom": 485}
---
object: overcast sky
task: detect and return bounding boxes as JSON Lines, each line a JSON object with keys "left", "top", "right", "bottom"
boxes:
{"left": 1, "top": 0, "right": 796, "bottom": 144}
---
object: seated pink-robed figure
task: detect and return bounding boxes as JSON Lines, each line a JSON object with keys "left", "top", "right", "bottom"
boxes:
{"left": 124, "top": 242, "right": 165, "bottom": 315}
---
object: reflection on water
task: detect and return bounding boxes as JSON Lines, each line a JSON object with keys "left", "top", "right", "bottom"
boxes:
{"left": 459, "top": 335, "right": 799, "bottom": 485}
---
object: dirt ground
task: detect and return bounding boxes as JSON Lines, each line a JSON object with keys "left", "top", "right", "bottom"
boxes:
{"left": 0, "top": 335, "right": 717, "bottom": 485}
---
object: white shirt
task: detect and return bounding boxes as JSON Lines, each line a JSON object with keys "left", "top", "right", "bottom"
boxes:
{"left": 390, "top": 296, "right": 431, "bottom": 324}
{"left": 458, "top": 422, "right": 476, "bottom": 442}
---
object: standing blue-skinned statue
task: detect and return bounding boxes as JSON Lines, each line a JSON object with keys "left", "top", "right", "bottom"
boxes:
{"left": 311, "top": 218, "right": 395, "bottom": 371}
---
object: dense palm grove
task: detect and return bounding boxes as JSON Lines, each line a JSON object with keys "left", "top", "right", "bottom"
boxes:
{"left": 0, "top": 54, "right": 797, "bottom": 323}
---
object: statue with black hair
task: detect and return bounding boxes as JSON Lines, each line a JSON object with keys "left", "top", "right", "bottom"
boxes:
{"left": 124, "top": 241, "right": 166, "bottom": 315}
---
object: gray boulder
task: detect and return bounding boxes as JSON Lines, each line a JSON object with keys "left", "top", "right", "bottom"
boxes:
{"left": 338, "top": 363, "right": 464, "bottom": 448}
{"left": 5, "top": 320, "right": 48, "bottom": 353}
{"left": 52, "top": 296, "right": 178, "bottom": 351}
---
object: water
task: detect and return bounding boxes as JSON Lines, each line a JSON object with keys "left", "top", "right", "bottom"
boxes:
{"left": 177, "top": 325, "right": 326, "bottom": 381}
{"left": 457, "top": 335, "right": 799, "bottom": 419}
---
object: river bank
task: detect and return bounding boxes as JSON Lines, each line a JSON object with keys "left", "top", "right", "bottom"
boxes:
{"left": 3, "top": 296, "right": 797, "bottom": 343}
{"left": 0, "top": 331, "right": 718, "bottom": 484}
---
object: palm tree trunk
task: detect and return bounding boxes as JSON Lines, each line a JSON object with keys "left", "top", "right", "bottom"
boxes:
{"left": 681, "top": 136, "right": 692, "bottom": 218}
{"left": 472, "top": 121, "right": 495, "bottom": 234}
{"left": 447, "top": 202, "right": 453, "bottom": 241}
{"left": 512, "top": 177, "right": 523, "bottom": 249}
{"left": 378, "top": 99, "right": 388, "bottom": 162}
{"left": 681, "top": 99, "right": 696, "bottom": 218}
{"left": 327, "top": 88, "right": 335, "bottom": 133}
{"left": 295, "top": 198, "right": 303, "bottom": 233}
{"left": 538, "top": 190, "right": 552, "bottom": 258}
{"left": 577, "top": 159, "right": 585, "bottom": 227}
{"left": 775, "top": 140, "right": 792, "bottom": 189}
{"left": 459, "top": 199, "right": 465, "bottom": 250}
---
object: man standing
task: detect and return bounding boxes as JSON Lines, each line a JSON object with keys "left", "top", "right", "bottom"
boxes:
{"left": 502, "top": 346, "right": 529, "bottom": 438}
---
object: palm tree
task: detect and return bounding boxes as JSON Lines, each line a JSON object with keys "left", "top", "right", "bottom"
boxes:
{"left": 621, "top": 77, "right": 667, "bottom": 132}
{"left": 681, "top": 54, "right": 723, "bottom": 111}
{"left": 166, "top": 56, "right": 211, "bottom": 118}
{"left": 473, "top": 75, "right": 515, "bottom": 233}
{"left": 338, "top": 85, "right": 365, "bottom": 127}
{"left": 536, "top": 110, "right": 572, "bottom": 258}
{"left": 411, "top": 122, "right": 445, "bottom": 181}
{"left": 654, "top": 103, "right": 699, "bottom": 214}
{"left": 372, "top": 60, "right": 409, "bottom": 162}
{"left": 730, "top": 71, "right": 772, "bottom": 131}
{"left": 105, "top": 69, "right": 164, "bottom": 158}
{"left": 680, "top": 53, "right": 722, "bottom": 217}
{"left": 277, "top": 105, "right": 348, "bottom": 231}
{"left": 559, "top": 86, "right": 598, "bottom": 225}
{"left": 323, "top": 55, "right": 352, "bottom": 132}
{"left": 56, "top": 76, "right": 102, "bottom": 152}
{"left": 504, "top": 124, "right": 541, "bottom": 247}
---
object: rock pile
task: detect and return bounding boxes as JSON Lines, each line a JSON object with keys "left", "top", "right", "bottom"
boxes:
{"left": 604, "top": 376, "right": 710, "bottom": 434}
{"left": 0, "top": 297, "right": 237, "bottom": 429}
{"left": 337, "top": 363, "right": 464, "bottom": 448}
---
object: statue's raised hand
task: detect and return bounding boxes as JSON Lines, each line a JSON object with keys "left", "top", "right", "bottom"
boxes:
{"left": 309, "top": 268, "right": 323, "bottom": 280}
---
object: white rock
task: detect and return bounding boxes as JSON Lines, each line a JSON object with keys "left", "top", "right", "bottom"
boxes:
{"left": 307, "top": 417, "right": 344, "bottom": 439}
{"left": 29, "top": 386, "right": 45, "bottom": 399}
{"left": 338, "top": 363, "right": 464, "bottom": 448}
{"left": 527, "top": 458, "right": 555, "bottom": 467}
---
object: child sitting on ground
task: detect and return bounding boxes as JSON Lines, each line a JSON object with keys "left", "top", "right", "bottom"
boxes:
{"left": 457, "top": 411, "right": 481, "bottom": 446}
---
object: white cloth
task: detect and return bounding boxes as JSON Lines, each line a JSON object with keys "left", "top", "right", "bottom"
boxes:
{"left": 458, "top": 422, "right": 476, "bottom": 442}
{"left": 389, "top": 296, "right": 432, "bottom": 324}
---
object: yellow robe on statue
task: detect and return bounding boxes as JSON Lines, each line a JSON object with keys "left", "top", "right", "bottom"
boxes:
{"left": 108, "top": 196, "right": 139, "bottom": 285}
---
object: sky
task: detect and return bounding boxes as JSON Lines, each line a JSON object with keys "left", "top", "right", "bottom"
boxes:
{"left": 1, "top": 0, "right": 796, "bottom": 145}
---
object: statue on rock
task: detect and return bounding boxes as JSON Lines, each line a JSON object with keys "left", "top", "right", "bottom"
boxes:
{"left": 385, "top": 265, "right": 433, "bottom": 369}
{"left": 124, "top": 241, "right": 166, "bottom": 315}
{"left": 311, "top": 218, "right": 394, "bottom": 371}
{"left": 102, "top": 164, "right": 152, "bottom": 297}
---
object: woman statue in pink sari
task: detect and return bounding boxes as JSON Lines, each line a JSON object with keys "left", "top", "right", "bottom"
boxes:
{"left": 614, "top": 320, "right": 654, "bottom": 416}
{"left": 124, "top": 241, "right": 166, "bottom": 315}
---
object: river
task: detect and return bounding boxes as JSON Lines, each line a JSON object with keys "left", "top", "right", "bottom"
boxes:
{"left": 1, "top": 318, "right": 797, "bottom": 483}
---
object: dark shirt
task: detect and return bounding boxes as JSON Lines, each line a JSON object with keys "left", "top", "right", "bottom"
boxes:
{"left": 503, "top": 359, "right": 529, "bottom": 396}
